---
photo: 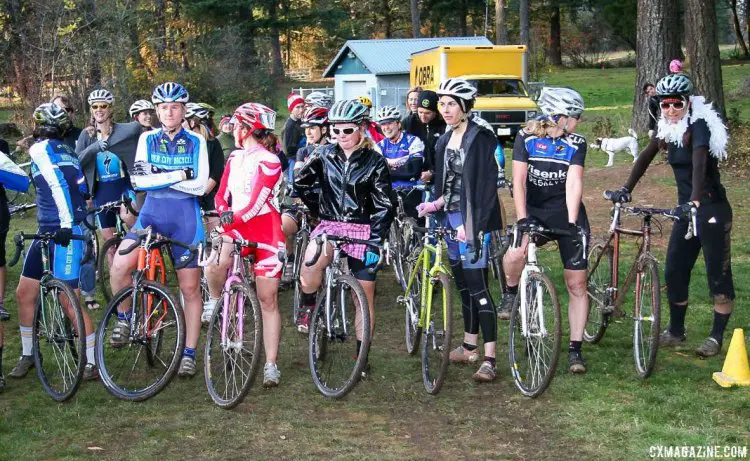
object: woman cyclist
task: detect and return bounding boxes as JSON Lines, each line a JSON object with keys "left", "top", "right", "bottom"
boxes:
{"left": 501, "top": 87, "right": 591, "bottom": 374}
{"left": 129, "top": 99, "right": 157, "bottom": 131}
{"left": 605, "top": 73, "right": 734, "bottom": 358}
{"left": 294, "top": 99, "right": 394, "bottom": 374}
{"left": 417, "top": 78, "right": 502, "bottom": 382}
{"left": 204, "top": 103, "right": 286, "bottom": 387}
{"left": 10, "top": 103, "right": 99, "bottom": 381}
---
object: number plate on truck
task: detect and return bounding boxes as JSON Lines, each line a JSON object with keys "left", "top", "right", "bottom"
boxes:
{"left": 496, "top": 128, "right": 511, "bottom": 136}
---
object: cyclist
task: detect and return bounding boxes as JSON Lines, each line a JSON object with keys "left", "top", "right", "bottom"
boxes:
{"left": 416, "top": 78, "right": 502, "bottom": 382}
{"left": 108, "top": 82, "right": 208, "bottom": 377}
{"left": 282, "top": 93, "right": 306, "bottom": 164}
{"left": 375, "top": 105, "right": 424, "bottom": 221}
{"left": 281, "top": 105, "right": 329, "bottom": 298}
{"left": 10, "top": 103, "right": 98, "bottom": 381}
{"left": 500, "top": 87, "right": 590, "bottom": 374}
{"left": 606, "top": 74, "right": 733, "bottom": 358}
{"left": 294, "top": 99, "right": 394, "bottom": 374}
{"left": 206, "top": 103, "right": 285, "bottom": 386}
{"left": 216, "top": 115, "right": 235, "bottom": 158}
{"left": 356, "top": 96, "right": 385, "bottom": 145}
{"left": 414, "top": 90, "right": 446, "bottom": 184}
{"left": 129, "top": 99, "right": 157, "bottom": 131}
{"left": 304, "top": 91, "right": 333, "bottom": 109}
{"left": 183, "top": 102, "right": 225, "bottom": 235}
{"left": 401, "top": 86, "right": 423, "bottom": 134}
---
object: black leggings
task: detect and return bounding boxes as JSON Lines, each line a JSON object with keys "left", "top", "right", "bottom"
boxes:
{"left": 665, "top": 200, "right": 734, "bottom": 303}
{"left": 450, "top": 260, "right": 497, "bottom": 344}
{"left": 0, "top": 193, "right": 8, "bottom": 267}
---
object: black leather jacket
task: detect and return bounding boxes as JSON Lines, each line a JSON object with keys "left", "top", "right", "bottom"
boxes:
{"left": 294, "top": 140, "right": 394, "bottom": 244}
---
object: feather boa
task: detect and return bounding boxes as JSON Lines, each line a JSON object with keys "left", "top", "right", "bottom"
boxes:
{"left": 656, "top": 95, "right": 729, "bottom": 160}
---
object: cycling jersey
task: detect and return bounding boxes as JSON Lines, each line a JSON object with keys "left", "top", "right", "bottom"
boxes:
{"left": 377, "top": 132, "right": 424, "bottom": 188}
{"left": 512, "top": 130, "right": 587, "bottom": 210}
{"left": 96, "top": 150, "right": 127, "bottom": 183}
{"left": 129, "top": 127, "right": 208, "bottom": 267}
{"left": 215, "top": 146, "right": 284, "bottom": 278}
{"left": 30, "top": 139, "right": 88, "bottom": 229}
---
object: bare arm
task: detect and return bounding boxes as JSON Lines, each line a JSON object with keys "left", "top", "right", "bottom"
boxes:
{"left": 512, "top": 160, "right": 528, "bottom": 220}
{"left": 566, "top": 165, "right": 584, "bottom": 223}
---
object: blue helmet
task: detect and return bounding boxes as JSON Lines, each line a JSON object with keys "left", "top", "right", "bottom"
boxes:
{"left": 152, "top": 82, "right": 189, "bottom": 105}
{"left": 328, "top": 99, "right": 369, "bottom": 124}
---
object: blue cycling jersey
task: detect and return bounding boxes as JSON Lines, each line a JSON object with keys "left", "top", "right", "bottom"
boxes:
{"left": 377, "top": 132, "right": 424, "bottom": 188}
{"left": 30, "top": 139, "right": 88, "bottom": 229}
{"left": 96, "top": 150, "right": 127, "bottom": 182}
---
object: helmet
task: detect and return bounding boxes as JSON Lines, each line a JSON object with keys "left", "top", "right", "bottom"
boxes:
{"left": 304, "top": 91, "right": 333, "bottom": 109}
{"left": 437, "top": 78, "right": 478, "bottom": 102}
{"left": 151, "top": 82, "right": 189, "bottom": 105}
{"left": 185, "top": 102, "right": 211, "bottom": 120}
{"left": 129, "top": 99, "right": 155, "bottom": 118}
{"left": 328, "top": 99, "right": 370, "bottom": 124}
{"left": 537, "top": 87, "right": 585, "bottom": 118}
{"left": 232, "top": 103, "right": 276, "bottom": 132}
{"left": 88, "top": 89, "right": 114, "bottom": 106}
{"left": 196, "top": 102, "right": 216, "bottom": 117}
{"left": 300, "top": 106, "right": 329, "bottom": 127}
{"left": 375, "top": 105, "right": 401, "bottom": 124}
{"left": 656, "top": 74, "right": 693, "bottom": 98}
{"left": 356, "top": 96, "right": 373, "bottom": 108}
{"left": 33, "top": 103, "right": 71, "bottom": 130}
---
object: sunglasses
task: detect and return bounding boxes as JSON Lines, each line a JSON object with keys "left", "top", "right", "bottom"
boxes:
{"left": 91, "top": 104, "right": 110, "bottom": 110}
{"left": 660, "top": 101, "right": 685, "bottom": 111}
{"left": 331, "top": 127, "right": 357, "bottom": 136}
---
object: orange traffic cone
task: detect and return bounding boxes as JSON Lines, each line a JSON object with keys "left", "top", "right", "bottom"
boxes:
{"left": 712, "top": 328, "right": 750, "bottom": 388}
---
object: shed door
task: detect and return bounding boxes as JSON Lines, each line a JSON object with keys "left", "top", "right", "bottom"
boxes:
{"left": 342, "top": 80, "right": 367, "bottom": 101}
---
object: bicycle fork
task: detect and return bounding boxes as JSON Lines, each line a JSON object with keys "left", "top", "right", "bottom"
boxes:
{"left": 519, "top": 243, "right": 548, "bottom": 338}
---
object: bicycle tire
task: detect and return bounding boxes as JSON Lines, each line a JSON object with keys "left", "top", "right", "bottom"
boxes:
{"left": 421, "top": 273, "right": 452, "bottom": 395}
{"left": 205, "top": 281, "right": 263, "bottom": 409}
{"left": 96, "top": 280, "right": 185, "bottom": 401}
{"left": 33, "top": 279, "right": 86, "bottom": 402}
{"left": 97, "top": 236, "right": 123, "bottom": 304}
{"left": 390, "top": 221, "right": 406, "bottom": 289}
{"left": 508, "top": 270, "right": 561, "bottom": 398}
{"left": 403, "top": 254, "right": 423, "bottom": 355}
{"left": 292, "top": 230, "right": 309, "bottom": 325}
{"left": 633, "top": 254, "right": 661, "bottom": 378}
{"left": 584, "top": 239, "right": 613, "bottom": 344}
{"left": 309, "top": 274, "right": 370, "bottom": 399}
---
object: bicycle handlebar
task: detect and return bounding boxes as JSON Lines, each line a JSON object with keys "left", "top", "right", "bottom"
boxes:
{"left": 512, "top": 222, "right": 588, "bottom": 262}
{"left": 198, "top": 231, "right": 259, "bottom": 267}
{"left": 304, "top": 234, "right": 384, "bottom": 273}
{"left": 608, "top": 202, "right": 697, "bottom": 239}
{"left": 9, "top": 231, "right": 91, "bottom": 267}
{"left": 118, "top": 227, "right": 199, "bottom": 269}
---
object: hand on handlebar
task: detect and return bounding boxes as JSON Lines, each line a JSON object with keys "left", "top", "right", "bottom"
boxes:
{"left": 219, "top": 211, "right": 234, "bottom": 226}
{"left": 53, "top": 228, "right": 73, "bottom": 247}
{"left": 603, "top": 187, "right": 631, "bottom": 204}
{"left": 670, "top": 202, "right": 696, "bottom": 220}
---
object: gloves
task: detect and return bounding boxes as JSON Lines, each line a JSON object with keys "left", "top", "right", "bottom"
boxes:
{"left": 604, "top": 186, "right": 632, "bottom": 204}
{"left": 455, "top": 225, "right": 466, "bottom": 243}
{"left": 97, "top": 140, "right": 109, "bottom": 152}
{"left": 416, "top": 199, "right": 442, "bottom": 218}
{"left": 364, "top": 250, "right": 380, "bottom": 267}
{"left": 517, "top": 216, "right": 542, "bottom": 229}
{"left": 54, "top": 227, "right": 73, "bottom": 247}
{"left": 182, "top": 168, "right": 195, "bottom": 180}
{"left": 670, "top": 202, "right": 694, "bottom": 219}
{"left": 220, "top": 211, "right": 234, "bottom": 225}
{"left": 132, "top": 161, "right": 165, "bottom": 176}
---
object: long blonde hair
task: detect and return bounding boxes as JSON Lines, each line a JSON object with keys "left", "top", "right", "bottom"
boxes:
{"left": 523, "top": 118, "right": 556, "bottom": 138}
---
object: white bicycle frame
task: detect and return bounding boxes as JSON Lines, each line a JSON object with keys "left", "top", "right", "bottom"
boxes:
{"left": 514, "top": 227, "right": 548, "bottom": 339}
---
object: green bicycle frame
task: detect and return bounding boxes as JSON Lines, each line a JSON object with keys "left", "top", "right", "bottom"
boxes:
{"left": 404, "top": 234, "right": 451, "bottom": 332}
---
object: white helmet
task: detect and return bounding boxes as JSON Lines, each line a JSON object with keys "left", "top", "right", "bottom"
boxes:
{"left": 304, "top": 91, "right": 333, "bottom": 109}
{"left": 185, "top": 102, "right": 211, "bottom": 120}
{"left": 129, "top": 99, "right": 154, "bottom": 118}
{"left": 537, "top": 87, "right": 585, "bottom": 118}
{"left": 437, "top": 78, "right": 477, "bottom": 112}
{"left": 88, "top": 89, "right": 114, "bottom": 106}
{"left": 375, "top": 105, "right": 401, "bottom": 124}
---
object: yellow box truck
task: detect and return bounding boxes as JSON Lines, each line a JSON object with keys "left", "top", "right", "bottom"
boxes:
{"left": 410, "top": 45, "right": 538, "bottom": 141}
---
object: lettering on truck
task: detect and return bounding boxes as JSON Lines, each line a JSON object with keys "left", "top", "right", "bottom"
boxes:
{"left": 414, "top": 65, "right": 434, "bottom": 87}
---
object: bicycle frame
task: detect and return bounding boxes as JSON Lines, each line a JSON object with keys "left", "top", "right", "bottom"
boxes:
{"left": 220, "top": 243, "right": 250, "bottom": 352}
{"left": 323, "top": 243, "right": 347, "bottom": 338}
{"left": 519, "top": 237, "right": 548, "bottom": 338}
{"left": 403, "top": 226, "right": 451, "bottom": 333}
{"left": 127, "top": 229, "right": 169, "bottom": 340}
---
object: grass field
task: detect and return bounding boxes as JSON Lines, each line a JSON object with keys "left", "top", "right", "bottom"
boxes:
{"left": 0, "top": 66, "right": 749, "bottom": 460}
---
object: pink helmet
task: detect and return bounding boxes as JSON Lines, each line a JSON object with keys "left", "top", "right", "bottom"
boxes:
{"left": 287, "top": 92, "right": 304, "bottom": 111}
{"left": 232, "top": 103, "right": 277, "bottom": 133}
{"left": 669, "top": 59, "right": 683, "bottom": 74}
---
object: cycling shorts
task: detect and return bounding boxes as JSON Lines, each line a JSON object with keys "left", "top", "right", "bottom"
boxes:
{"left": 527, "top": 205, "right": 589, "bottom": 271}
{"left": 127, "top": 197, "right": 204, "bottom": 269}
{"left": 94, "top": 178, "right": 132, "bottom": 229}
{"left": 223, "top": 212, "right": 285, "bottom": 279}
{"left": 22, "top": 224, "right": 86, "bottom": 288}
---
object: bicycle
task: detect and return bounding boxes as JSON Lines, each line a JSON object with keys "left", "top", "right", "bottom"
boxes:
{"left": 304, "top": 233, "right": 383, "bottom": 398}
{"left": 507, "top": 221, "right": 586, "bottom": 398}
{"left": 586, "top": 197, "right": 697, "bottom": 378}
{"left": 199, "top": 230, "right": 263, "bottom": 409}
{"left": 9, "top": 203, "right": 37, "bottom": 217}
{"left": 8, "top": 230, "right": 91, "bottom": 401}
{"left": 279, "top": 203, "right": 312, "bottom": 329}
{"left": 95, "top": 226, "right": 197, "bottom": 401}
{"left": 397, "top": 225, "right": 453, "bottom": 395}
{"left": 390, "top": 184, "right": 428, "bottom": 290}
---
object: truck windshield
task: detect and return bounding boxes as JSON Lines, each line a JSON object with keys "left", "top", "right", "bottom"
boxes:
{"left": 468, "top": 79, "right": 528, "bottom": 97}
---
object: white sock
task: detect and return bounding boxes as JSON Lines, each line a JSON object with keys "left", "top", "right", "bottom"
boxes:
{"left": 205, "top": 298, "right": 220, "bottom": 310}
{"left": 85, "top": 333, "right": 96, "bottom": 365}
{"left": 20, "top": 326, "right": 33, "bottom": 356}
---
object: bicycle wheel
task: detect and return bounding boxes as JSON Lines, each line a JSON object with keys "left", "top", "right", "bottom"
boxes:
{"left": 508, "top": 271, "right": 561, "bottom": 398}
{"left": 489, "top": 230, "right": 509, "bottom": 285}
{"left": 33, "top": 279, "right": 86, "bottom": 402}
{"left": 97, "top": 236, "right": 122, "bottom": 303}
{"left": 205, "top": 281, "right": 263, "bottom": 409}
{"left": 292, "top": 230, "right": 309, "bottom": 325}
{"left": 96, "top": 280, "right": 185, "bottom": 401}
{"left": 403, "top": 254, "right": 423, "bottom": 355}
{"left": 633, "top": 255, "right": 661, "bottom": 378}
{"left": 421, "top": 273, "right": 452, "bottom": 395}
{"left": 309, "top": 274, "right": 370, "bottom": 398}
{"left": 584, "top": 239, "right": 613, "bottom": 344}
{"left": 390, "top": 221, "right": 406, "bottom": 288}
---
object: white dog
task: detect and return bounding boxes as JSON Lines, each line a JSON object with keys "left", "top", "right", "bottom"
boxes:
{"left": 590, "top": 128, "right": 639, "bottom": 167}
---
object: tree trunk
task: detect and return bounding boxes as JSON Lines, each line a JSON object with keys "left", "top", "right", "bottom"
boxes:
{"left": 631, "top": 0, "right": 682, "bottom": 132}
{"left": 519, "top": 0, "right": 529, "bottom": 46}
{"left": 154, "top": 0, "right": 167, "bottom": 66}
{"left": 728, "top": 0, "right": 750, "bottom": 56}
{"left": 172, "top": 0, "right": 189, "bottom": 71}
{"left": 410, "top": 0, "right": 421, "bottom": 38}
{"left": 269, "top": 0, "right": 284, "bottom": 76}
{"left": 459, "top": 0, "right": 468, "bottom": 36}
{"left": 238, "top": 5, "right": 257, "bottom": 69}
{"left": 283, "top": 0, "right": 291, "bottom": 69}
{"left": 382, "top": 0, "right": 392, "bottom": 38}
{"left": 84, "top": 0, "right": 102, "bottom": 84}
{"left": 495, "top": 0, "right": 507, "bottom": 44}
{"left": 685, "top": 0, "right": 726, "bottom": 118}
{"left": 549, "top": 4, "right": 562, "bottom": 65}
{"left": 741, "top": 0, "right": 748, "bottom": 43}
